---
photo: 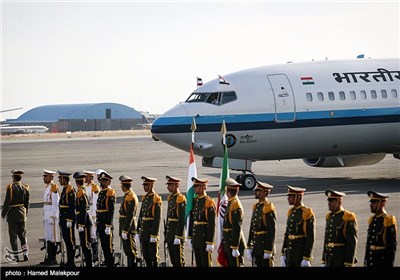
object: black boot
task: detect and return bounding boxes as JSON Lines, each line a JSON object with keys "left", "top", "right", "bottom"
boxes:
{"left": 47, "top": 242, "right": 58, "bottom": 265}
{"left": 65, "top": 245, "right": 76, "bottom": 267}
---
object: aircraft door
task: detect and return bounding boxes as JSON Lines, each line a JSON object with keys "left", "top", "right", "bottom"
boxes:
{"left": 267, "top": 74, "right": 296, "bottom": 122}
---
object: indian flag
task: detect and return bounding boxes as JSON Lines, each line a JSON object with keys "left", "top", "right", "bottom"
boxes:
{"left": 301, "top": 76, "right": 314, "bottom": 85}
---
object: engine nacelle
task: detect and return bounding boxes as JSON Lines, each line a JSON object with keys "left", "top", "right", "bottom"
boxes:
{"left": 303, "top": 153, "right": 386, "bottom": 167}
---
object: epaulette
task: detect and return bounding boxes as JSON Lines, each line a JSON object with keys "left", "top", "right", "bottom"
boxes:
{"left": 368, "top": 215, "right": 374, "bottom": 225}
{"left": 77, "top": 188, "right": 85, "bottom": 199}
{"left": 50, "top": 183, "right": 59, "bottom": 193}
{"left": 22, "top": 183, "right": 30, "bottom": 191}
{"left": 153, "top": 194, "right": 162, "bottom": 204}
{"left": 66, "top": 185, "right": 75, "bottom": 194}
{"left": 326, "top": 213, "right": 331, "bottom": 220}
{"left": 6, "top": 184, "right": 12, "bottom": 190}
{"left": 167, "top": 194, "right": 171, "bottom": 201}
{"left": 125, "top": 192, "right": 135, "bottom": 202}
{"left": 252, "top": 202, "right": 258, "bottom": 211}
{"left": 263, "top": 202, "right": 275, "bottom": 214}
{"left": 301, "top": 206, "right": 314, "bottom": 221}
{"left": 205, "top": 196, "right": 215, "bottom": 208}
{"left": 106, "top": 188, "right": 116, "bottom": 197}
{"left": 384, "top": 214, "right": 397, "bottom": 227}
{"left": 287, "top": 208, "right": 293, "bottom": 217}
{"left": 176, "top": 193, "right": 186, "bottom": 204}
{"left": 142, "top": 194, "right": 147, "bottom": 202}
{"left": 342, "top": 210, "right": 356, "bottom": 222}
{"left": 92, "top": 184, "right": 100, "bottom": 194}
{"left": 230, "top": 198, "right": 243, "bottom": 212}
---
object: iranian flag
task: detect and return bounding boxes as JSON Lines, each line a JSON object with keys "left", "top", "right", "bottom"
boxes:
{"left": 217, "top": 120, "right": 229, "bottom": 267}
{"left": 185, "top": 118, "right": 197, "bottom": 233}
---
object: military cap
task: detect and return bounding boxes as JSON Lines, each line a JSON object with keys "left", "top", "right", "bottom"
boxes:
{"left": 225, "top": 178, "right": 241, "bottom": 189}
{"left": 98, "top": 171, "right": 113, "bottom": 180}
{"left": 119, "top": 175, "right": 133, "bottom": 183}
{"left": 57, "top": 171, "right": 71, "bottom": 177}
{"left": 191, "top": 177, "right": 208, "bottom": 186}
{"left": 367, "top": 191, "right": 389, "bottom": 202}
{"left": 141, "top": 176, "right": 157, "bottom": 184}
{"left": 43, "top": 169, "right": 56, "bottom": 176}
{"left": 287, "top": 185, "right": 306, "bottom": 195}
{"left": 255, "top": 181, "right": 273, "bottom": 191}
{"left": 73, "top": 172, "right": 86, "bottom": 180}
{"left": 95, "top": 169, "right": 106, "bottom": 177}
{"left": 325, "top": 189, "right": 346, "bottom": 199}
{"left": 11, "top": 170, "right": 24, "bottom": 175}
{"left": 166, "top": 176, "right": 182, "bottom": 184}
{"left": 83, "top": 170, "right": 96, "bottom": 175}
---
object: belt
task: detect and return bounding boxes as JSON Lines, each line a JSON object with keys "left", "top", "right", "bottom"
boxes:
{"left": 43, "top": 202, "right": 52, "bottom": 205}
{"left": 288, "top": 235, "right": 306, "bottom": 240}
{"left": 119, "top": 215, "right": 126, "bottom": 218}
{"left": 223, "top": 228, "right": 232, "bottom": 232}
{"left": 168, "top": 218, "right": 178, "bottom": 222}
{"left": 326, "top": 242, "right": 345, "bottom": 248}
{"left": 255, "top": 231, "right": 267, "bottom": 235}
{"left": 76, "top": 211, "right": 80, "bottom": 214}
{"left": 97, "top": 210, "right": 108, "bottom": 213}
{"left": 143, "top": 217, "right": 154, "bottom": 221}
{"left": 194, "top": 221, "right": 208, "bottom": 225}
{"left": 9, "top": 204, "right": 24, "bottom": 207}
{"left": 60, "top": 205, "right": 69, "bottom": 208}
{"left": 370, "top": 245, "right": 386, "bottom": 250}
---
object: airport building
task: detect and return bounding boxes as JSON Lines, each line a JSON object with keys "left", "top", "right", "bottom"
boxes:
{"left": 4, "top": 103, "right": 144, "bottom": 132}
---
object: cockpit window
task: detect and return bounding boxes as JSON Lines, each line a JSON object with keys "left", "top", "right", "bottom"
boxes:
{"left": 185, "top": 91, "right": 237, "bottom": 105}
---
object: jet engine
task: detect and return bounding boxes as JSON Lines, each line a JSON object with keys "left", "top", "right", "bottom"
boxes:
{"left": 302, "top": 153, "right": 386, "bottom": 167}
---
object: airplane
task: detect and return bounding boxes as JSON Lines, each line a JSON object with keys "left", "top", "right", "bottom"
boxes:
{"left": 0, "top": 125, "right": 49, "bottom": 135}
{"left": 138, "top": 113, "right": 153, "bottom": 130}
{"left": 151, "top": 57, "right": 400, "bottom": 190}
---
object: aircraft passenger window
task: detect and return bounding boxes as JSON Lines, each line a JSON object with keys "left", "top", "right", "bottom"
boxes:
{"left": 317, "top": 92, "right": 324, "bottom": 101}
{"left": 328, "top": 92, "right": 335, "bottom": 101}
{"left": 391, "top": 89, "right": 398, "bottom": 98}
{"left": 360, "top": 90, "right": 367, "bottom": 100}
{"left": 206, "top": 92, "right": 220, "bottom": 105}
{"left": 339, "top": 91, "right": 346, "bottom": 100}
{"left": 221, "top": 91, "right": 237, "bottom": 105}
{"left": 381, "top": 89, "right": 387, "bottom": 99}
{"left": 306, "top": 92, "right": 313, "bottom": 102}
{"left": 350, "top": 91, "right": 356, "bottom": 100}
{"left": 370, "top": 90, "right": 377, "bottom": 99}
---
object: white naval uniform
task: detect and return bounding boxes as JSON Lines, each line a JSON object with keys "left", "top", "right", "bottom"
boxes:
{"left": 86, "top": 181, "right": 99, "bottom": 240}
{"left": 43, "top": 182, "right": 60, "bottom": 242}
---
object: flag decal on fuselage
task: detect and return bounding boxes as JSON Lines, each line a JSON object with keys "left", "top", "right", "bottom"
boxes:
{"left": 301, "top": 76, "right": 314, "bottom": 85}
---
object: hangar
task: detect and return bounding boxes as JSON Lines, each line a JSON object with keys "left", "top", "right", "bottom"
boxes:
{"left": 4, "top": 103, "right": 143, "bottom": 132}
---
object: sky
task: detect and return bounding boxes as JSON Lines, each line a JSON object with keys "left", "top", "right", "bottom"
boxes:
{"left": 1, "top": 0, "right": 399, "bottom": 120}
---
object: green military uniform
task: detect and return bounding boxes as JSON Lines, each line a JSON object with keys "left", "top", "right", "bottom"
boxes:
{"left": 138, "top": 176, "right": 162, "bottom": 267}
{"left": 282, "top": 186, "right": 315, "bottom": 267}
{"left": 118, "top": 175, "right": 139, "bottom": 267}
{"left": 188, "top": 177, "right": 216, "bottom": 267}
{"left": 322, "top": 190, "right": 357, "bottom": 267}
{"left": 1, "top": 170, "right": 30, "bottom": 262}
{"left": 364, "top": 191, "right": 397, "bottom": 267}
{"left": 247, "top": 181, "right": 276, "bottom": 267}
{"left": 165, "top": 176, "right": 186, "bottom": 267}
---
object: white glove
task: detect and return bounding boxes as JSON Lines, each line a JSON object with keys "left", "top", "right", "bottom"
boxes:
{"left": 66, "top": 221, "right": 72, "bottom": 228}
{"left": 188, "top": 239, "right": 193, "bottom": 250}
{"left": 300, "top": 259, "right": 311, "bottom": 267}
{"left": 232, "top": 249, "right": 240, "bottom": 258}
{"left": 105, "top": 226, "right": 111, "bottom": 235}
{"left": 263, "top": 252, "right": 272, "bottom": 259}
{"left": 321, "top": 263, "right": 327, "bottom": 267}
{"left": 121, "top": 232, "right": 128, "bottom": 240}
{"left": 173, "top": 238, "right": 181, "bottom": 245}
{"left": 135, "top": 234, "right": 140, "bottom": 244}
{"left": 150, "top": 237, "right": 157, "bottom": 243}
{"left": 245, "top": 249, "right": 253, "bottom": 261}
{"left": 205, "top": 244, "right": 214, "bottom": 252}
{"left": 281, "top": 256, "right": 286, "bottom": 267}
{"left": 78, "top": 226, "right": 84, "bottom": 232}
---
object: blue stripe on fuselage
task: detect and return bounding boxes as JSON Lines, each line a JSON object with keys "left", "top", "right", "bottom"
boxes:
{"left": 151, "top": 107, "right": 400, "bottom": 134}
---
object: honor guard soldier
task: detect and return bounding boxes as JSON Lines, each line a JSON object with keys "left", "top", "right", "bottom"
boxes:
{"left": 364, "top": 191, "right": 397, "bottom": 267}
{"left": 222, "top": 178, "right": 246, "bottom": 267}
{"left": 119, "top": 175, "right": 139, "bottom": 267}
{"left": 137, "top": 176, "right": 162, "bottom": 267}
{"left": 322, "top": 189, "right": 357, "bottom": 267}
{"left": 165, "top": 176, "right": 186, "bottom": 267}
{"left": 40, "top": 169, "right": 60, "bottom": 265}
{"left": 96, "top": 171, "right": 116, "bottom": 267}
{"left": 281, "top": 186, "right": 315, "bottom": 267}
{"left": 74, "top": 172, "right": 93, "bottom": 267}
{"left": 246, "top": 181, "right": 276, "bottom": 267}
{"left": 1, "top": 170, "right": 30, "bottom": 262}
{"left": 187, "top": 177, "right": 216, "bottom": 267}
{"left": 83, "top": 170, "right": 100, "bottom": 264}
{"left": 58, "top": 171, "right": 77, "bottom": 267}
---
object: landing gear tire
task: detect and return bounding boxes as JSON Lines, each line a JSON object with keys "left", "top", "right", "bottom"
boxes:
{"left": 240, "top": 174, "right": 257, "bottom": 191}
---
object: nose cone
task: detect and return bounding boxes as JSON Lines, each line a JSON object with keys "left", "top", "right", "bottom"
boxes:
{"left": 151, "top": 104, "right": 190, "bottom": 151}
